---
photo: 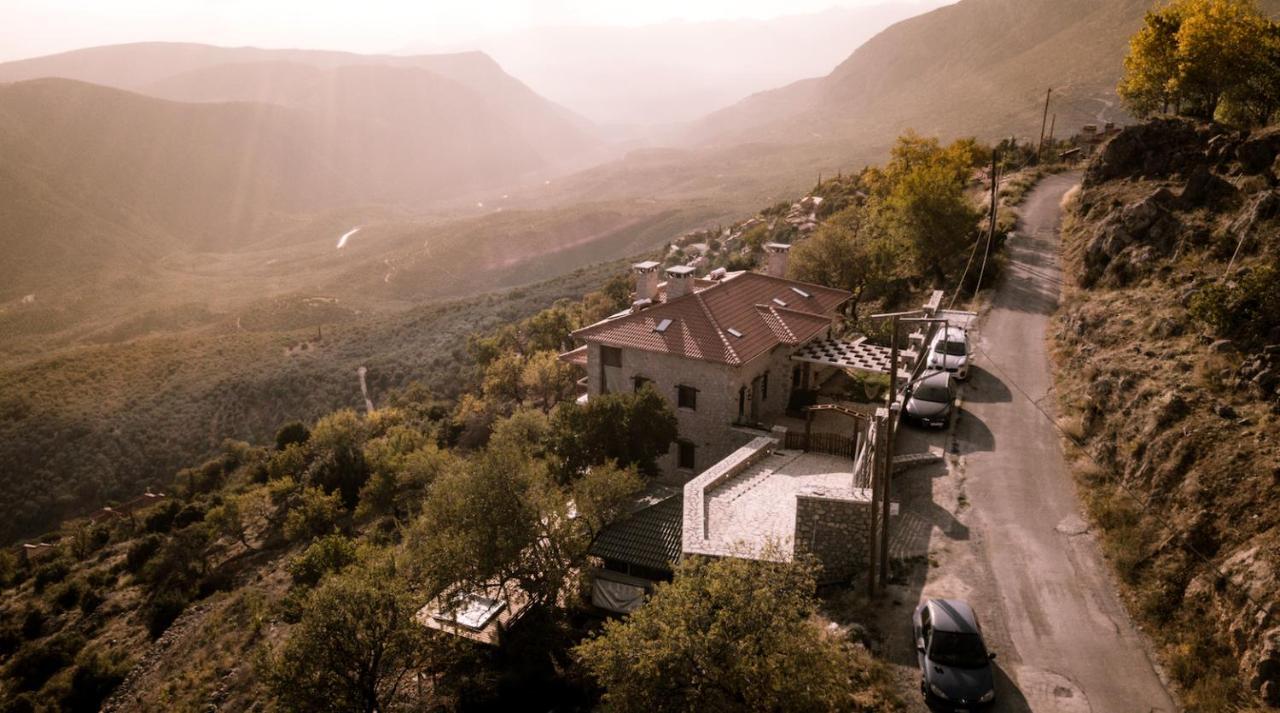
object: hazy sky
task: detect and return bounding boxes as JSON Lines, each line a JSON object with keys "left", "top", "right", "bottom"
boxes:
{"left": 0, "top": 0, "right": 939, "bottom": 62}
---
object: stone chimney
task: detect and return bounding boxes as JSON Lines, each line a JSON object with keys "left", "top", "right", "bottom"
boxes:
{"left": 632, "top": 260, "right": 660, "bottom": 302}
{"left": 665, "top": 265, "right": 696, "bottom": 300}
{"left": 764, "top": 242, "right": 791, "bottom": 278}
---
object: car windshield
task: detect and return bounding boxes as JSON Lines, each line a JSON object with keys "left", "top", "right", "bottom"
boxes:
{"left": 929, "top": 631, "right": 989, "bottom": 668}
{"left": 940, "top": 340, "right": 967, "bottom": 357}
{"left": 914, "top": 382, "right": 951, "bottom": 403}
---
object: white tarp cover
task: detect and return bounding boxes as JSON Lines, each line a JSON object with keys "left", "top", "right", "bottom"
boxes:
{"left": 592, "top": 577, "right": 647, "bottom": 613}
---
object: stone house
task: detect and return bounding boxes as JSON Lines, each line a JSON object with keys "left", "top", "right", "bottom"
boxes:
{"left": 562, "top": 246, "right": 852, "bottom": 477}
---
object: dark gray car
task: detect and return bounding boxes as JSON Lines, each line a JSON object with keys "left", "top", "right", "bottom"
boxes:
{"left": 912, "top": 598, "right": 996, "bottom": 711}
{"left": 904, "top": 371, "right": 957, "bottom": 428}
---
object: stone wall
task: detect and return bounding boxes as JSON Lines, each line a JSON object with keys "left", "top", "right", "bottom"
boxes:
{"left": 682, "top": 436, "right": 778, "bottom": 557}
{"left": 586, "top": 342, "right": 793, "bottom": 477}
{"left": 793, "top": 488, "right": 874, "bottom": 584}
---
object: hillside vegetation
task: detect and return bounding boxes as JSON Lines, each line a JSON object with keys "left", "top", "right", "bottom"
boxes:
{"left": 0, "top": 131, "right": 1030, "bottom": 711}
{"left": 1053, "top": 118, "right": 1280, "bottom": 709}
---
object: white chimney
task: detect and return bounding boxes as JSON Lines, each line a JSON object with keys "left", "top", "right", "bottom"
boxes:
{"left": 665, "top": 265, "right": 696, "bottom": 300}
{"left": 764, "top": 242, "right": 791, "bottom": 278}
{"left": 632, "top": 260, "right": 660, "bottom": 301}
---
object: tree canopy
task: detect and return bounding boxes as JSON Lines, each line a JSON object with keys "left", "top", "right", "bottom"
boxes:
{"left": 548, "top": 386, "right": 678, "bottom": 481}
{"left": 575, "top": 556, "right": 893, "bottom": 713}
{"left": 1120, "top": 0, "right": 1280, "bottom": 124}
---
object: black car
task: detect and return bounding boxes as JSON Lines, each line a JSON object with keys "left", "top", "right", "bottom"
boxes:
{"left": 904, "top": 371, "right": 957, "bottom": 428}
{"left": 912, "top": 598, "right": 996, "bottom": 711}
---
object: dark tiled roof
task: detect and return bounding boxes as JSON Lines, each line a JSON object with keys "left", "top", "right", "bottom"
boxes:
{"left": 558, "top": 345, "right": 588, "bottom": 366}
{"left": 588, "top": 494, "right": 684, "bottom": 572}
{"left": 572, "top": 272, "right": 849, "bottom": 366}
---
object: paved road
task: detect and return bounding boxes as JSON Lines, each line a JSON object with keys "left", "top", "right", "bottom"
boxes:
{"left": 964, "top": 173, "right": 1175, "bottom": 712}
{"left": 880, "top": 173, "right": 1176, "bottom": 713}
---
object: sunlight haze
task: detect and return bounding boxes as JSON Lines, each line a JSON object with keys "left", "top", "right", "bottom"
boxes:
{"left": 0, "top": 0, "right": 947, "bottom": 62}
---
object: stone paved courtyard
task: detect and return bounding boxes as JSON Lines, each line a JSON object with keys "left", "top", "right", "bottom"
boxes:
{"left": 703, "top": 449, "right": 867, "bottom": 558}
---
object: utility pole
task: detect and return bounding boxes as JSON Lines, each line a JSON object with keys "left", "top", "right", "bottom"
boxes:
{"left": 975, "top": 150, "right": 1000, "bottom": 298}
{"left": 880, "top": 316, "right": 899, "bottom": 587}
{"left": 1036, "top": 87, "right": 1053, "bottom": 163}
{"left": 1047, "top": 113, "right": 1057, "bottom": 157}
{"left": 867, "top": 421, "right": 880, "bottom": 597}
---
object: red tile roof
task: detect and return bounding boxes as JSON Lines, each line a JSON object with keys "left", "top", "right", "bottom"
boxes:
{"left": 572, "top": 272, "right": 849, "bottom": 366}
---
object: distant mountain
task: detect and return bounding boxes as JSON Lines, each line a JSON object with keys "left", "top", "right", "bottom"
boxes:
{"left": 0, "top": 44, "right": 605, "bottom": 294}
{"left": 411, "top": 3, "right": 949, "bottom": 126}
{"left": 692, "top": 0, "right": 1280, "bottom": 149}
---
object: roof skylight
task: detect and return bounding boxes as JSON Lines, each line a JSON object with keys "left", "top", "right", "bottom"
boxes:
{"left": 790, "top": 287, "right": 812, "bottom": 298}
{"left": 654, "top": 318, "right": 673, "bottom": 333}
{"left": 727, "top": 328, "right": 744, "bottom": 338}
{"left": 772, "top": 297, "right": 788, "bottom": 307}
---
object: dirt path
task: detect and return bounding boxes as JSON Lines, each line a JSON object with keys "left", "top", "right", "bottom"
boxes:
{"left": 877, "top": 173, "right": 1176, "bottom": 712}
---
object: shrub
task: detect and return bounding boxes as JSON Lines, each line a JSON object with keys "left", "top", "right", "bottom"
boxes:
{"left": 8, "top": 631, "right": 85, "bottom": 691}
{"left": 144, "top": 590, "right": 188, "bottom": 639}
{"left": 62, "top": 650, "right": 127, "bottom": 713}
{"left": 288, "top": 534, "right": 358, "bottom": 588}
{"left": 1189, "top": 265, "right": 1280, "bottom": 343}
{"left": 79, "top": 586, "right": 105, "bottom": 615}
{"left": 143, "top": 501, "right": 181, "bottom": 533}
{"left": 275, "top": 421, "right": 311, "bottom": 451}
{"left": 20, "top": 607, "right": 45, "bottom": 640}
{"left": 283, "top": 487, "right": 343, "bottom": 543}
{"left": 172, "top": 502, "right": 206, "bottom": 528}
{"left": 32, "top": 559, "right": 70, "bottom": 593}
{"left": 50, "top": 578, "right": 85, "bottom": 612}
{"left": 124, "top": 534, "right": 162, "bottom": 574}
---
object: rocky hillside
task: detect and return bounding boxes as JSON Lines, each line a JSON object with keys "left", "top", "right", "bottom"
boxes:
{"left": 1053, "top": 119, "right": 1280, "bottom": 710}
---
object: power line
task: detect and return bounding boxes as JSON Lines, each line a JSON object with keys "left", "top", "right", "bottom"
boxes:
{"left": 969, "top": 339, "right": 1274, "bottom": 628}
{"left": 972, "top": 158, "right": 1001, "bottom": 304}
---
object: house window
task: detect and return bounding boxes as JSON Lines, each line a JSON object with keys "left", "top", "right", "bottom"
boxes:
{"left": 762, "top": 371, "right": 769, "bottom": 401}
{"left": 738, "top": 386, "right": 746, "bottom": 420}
{"left": 633, "top": 375, "right": 651, "bottom": 392}
{"left": 677, "top": 441, "right": 696, "bottom": 470}
{"left": 677, "top": 385, "right": 698, "bottom": 410}
{"left": 601, "top": 346, "right": 622, "bottom": 367}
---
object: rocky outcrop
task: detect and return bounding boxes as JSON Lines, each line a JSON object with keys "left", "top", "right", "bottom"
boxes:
{"left": 1080, "top": 188, "right": 1181, "bottom": 287}
{"left": 1085, "top": 118, "right": 1207, "bottom": 185}
{"left": 1061, "top": 117, "right": 1280, "bottom": 707}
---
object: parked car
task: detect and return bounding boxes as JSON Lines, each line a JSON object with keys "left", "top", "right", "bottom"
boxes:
{"left": 927, "top": 326, "right": 971, "bottom": 380}
{"left": 904, "top": 371, "right": 957, "bottom": 428}
{"left": 912, "top": 598, "right": 997, "bottom": 711}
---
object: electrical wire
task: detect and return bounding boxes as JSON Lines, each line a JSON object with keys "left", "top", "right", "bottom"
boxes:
{"left": 970, "top": 338, "right": 1274, "bottom": 625}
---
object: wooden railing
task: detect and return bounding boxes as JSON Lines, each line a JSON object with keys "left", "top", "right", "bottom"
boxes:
{"left": 784, "top": 431, "right": 858, "bottom": 460}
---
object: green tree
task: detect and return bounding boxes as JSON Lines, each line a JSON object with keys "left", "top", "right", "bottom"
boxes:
{"left": 548, "top": 386, "right": 678, "bottom": 482}
{"left": 520, "top": 350, "right": 578, "bottom": 412}
{"left": 788, "top": 206, "right": 903, "bottom": 323}
{"left": 408, "top": 438, "right": 638, "bottom": 608}
{"left": 575, "top": 557, "right": 881, "bottom": 713}
{"left": 306, "top": 410, "right": 370, "bottom": 509}
{"left": 879, "top": 161, "right": 980, "bottom": 285}
{"left": 287, "top": 534, "right": 358, "bottom": 588}
{"left": 1120, "top": 6, "right": 1186, "bottom": 116}
{"left": 275, "top": 421, "right": 311, "bottom": 451}
{"left": 357, "top": 428, "right": 458, "bottom": 521}
{"left": 1120, "top": 0, "right": 1275, "bottom": 122}
{"left": 481, "top": 351, "right": 527, "bottom": 406}
{"left": 265, "top": 562, "right": 435, "bottom": 713}
{"left": 283, "top": 486, "right": 343, "bottom": 543}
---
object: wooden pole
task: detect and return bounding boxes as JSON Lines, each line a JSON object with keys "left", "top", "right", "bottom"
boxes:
{"left": 880, "top": 317, "right": 899, "bottom": 589}
{"left": 1036, "top": 87, "right": 1053, "bottom": 163}
{"left": 1047, "top": 113, "right": 1057, "bottom": 157}
{"left": 975, "top": 150, "right": 1000, "bottom": 298}
{"left": 867, "top": 415, "right": 880, "bottom": 597}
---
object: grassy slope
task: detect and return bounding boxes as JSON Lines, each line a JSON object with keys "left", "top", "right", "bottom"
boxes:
{"left": 1051, "top": 135, "right": 1280, "bottom": 709}
{"left": 0, "top": 259, "right": 632, "bottom": 543}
